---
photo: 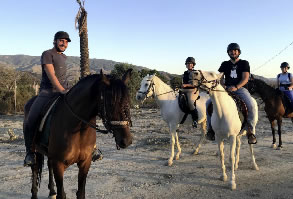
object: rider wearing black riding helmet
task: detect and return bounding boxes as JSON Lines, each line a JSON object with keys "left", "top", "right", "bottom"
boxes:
{"left": 206, "top": 43, "right": 257, "bottom": 145}
{"left": 182, "top": 57, "right": 199, "bottom": 128}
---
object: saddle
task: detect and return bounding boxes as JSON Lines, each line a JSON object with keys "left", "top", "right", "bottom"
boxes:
{"left": 33, "top": 94, "right": 61, "bottom": 155}
{"left": 207, "top": 92, "right": 248, "bottom": 130}
{"left": 178, "top": 90, "right": 199, "bottom": 124}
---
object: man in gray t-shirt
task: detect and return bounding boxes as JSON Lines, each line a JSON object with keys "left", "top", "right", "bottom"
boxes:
{"left": 23, "top": 31, "right": 71, "bottom": 166}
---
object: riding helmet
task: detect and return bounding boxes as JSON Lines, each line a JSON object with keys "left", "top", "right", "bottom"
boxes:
{"left": 280, "top": 62, "right": 290, "bottom": 69}
{"left": 54, "top": 31, "right": 71, "bottom": 42}
{"left": 185, "top": 57, "right": 196, "bottom": 66}
{"left": 227, "top": 43, "right": 241, "bottom": 54}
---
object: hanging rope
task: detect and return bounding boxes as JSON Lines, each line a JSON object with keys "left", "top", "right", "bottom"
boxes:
{"left": 252, "top": 41, "right": 293, "bottom": 72}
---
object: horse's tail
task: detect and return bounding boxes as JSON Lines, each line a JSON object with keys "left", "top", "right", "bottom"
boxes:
{"left": 35, "top": 152, "right": 44, "bottom": 187}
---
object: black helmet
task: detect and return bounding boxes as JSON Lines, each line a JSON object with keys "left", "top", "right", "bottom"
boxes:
{"left": 185, "top": 57, "right": 196, "bottom": 66}
{"left": 280, "top": 62, "right": 290, "bottom": 69}
{"left": 227, "top": 43, "right": 241, "bottom": 53}
{"left": 54, "top": 31, "right": 71, "bottom": 42}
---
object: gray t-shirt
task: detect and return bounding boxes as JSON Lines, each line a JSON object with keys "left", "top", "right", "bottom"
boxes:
{"left": 40, "top": 48, "right": 67, "bottom": 90}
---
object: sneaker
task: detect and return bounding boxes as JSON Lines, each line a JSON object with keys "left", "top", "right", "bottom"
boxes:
{"left": 247, "top": 134, "right": 257, "bottom": 144}
{"left": 92, "top": 148, "right": 103, "bottom": 162}
{"left": 24, "top": 152, "right": 36, "bottom": 166}
{"left": 206, "top": 129, "right": 215, "bottom": 141}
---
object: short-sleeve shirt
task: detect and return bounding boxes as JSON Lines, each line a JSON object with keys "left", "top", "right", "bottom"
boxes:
{"left": 40, "top": 48, "right": 67, "bottom": 90}
{"left": 182, "top": 70, "right": 191, "bottom": 84}
{"left": 218, "top": 59, "right": 250, "bottom": 86}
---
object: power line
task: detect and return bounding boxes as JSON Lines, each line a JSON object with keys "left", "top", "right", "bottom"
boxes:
{"left": 252, "top": 41, "right": 293, "bottom": 72}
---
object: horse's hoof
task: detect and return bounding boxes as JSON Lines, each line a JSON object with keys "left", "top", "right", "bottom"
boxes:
{"left": 230, "top": 181, "right": 236, "bottom": 190}
{"left": 220, "top": 174, "right": 227, "bottom": 182}
{"left": 175, "top": 156, "right": 180, "bottom": 160}
{"left": 271, "top": 144, "right": 277, "bottom": 149}
{"left": 254, "top": 165, "right": 260, "bottom": 171}
{"left": 166, "top": 160, "right": 173, "bottom": 166}
{"left": 277, "top": 146, "right": 283, "bottom": 150}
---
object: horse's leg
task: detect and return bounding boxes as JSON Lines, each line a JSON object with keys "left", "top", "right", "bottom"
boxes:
{"left": 248, "top": 143, "right": 259, "bottom": 170}
{"left": 76, "top": 159, "right": 91, "bottom": 199}
{"left": 229, "top": 135, "right": 237, "bottom": 190}
{"left": 31, "top": 164, "right": 38, "bottom": 199}
{"left": 270, "top": 119, "right": 277, "bottom": 149}
{"left": 277, "top": 119, "right": 283, "bottom": 149}
{"left": 167, "top": 131, "right": 176, "bottom": 166}
{"left": 234, "top": 135, "right": 241, "bottom": 170}
{"left": 48, "top": 158, "right": 57, "bottom": 199}
{"left": 52, "top": 161, "right": 66, "bottom": 199}
{"left": 218, "top": 140, "right": 227, "bottom": 182}
{"left": 175, "top": 131, "right": 182, "bottom": 161}
{"left": 193, "top": 119, "right": 207, "bottom": 155}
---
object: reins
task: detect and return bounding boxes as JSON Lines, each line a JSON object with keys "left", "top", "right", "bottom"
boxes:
{"left": 63, "top": 85, "right": 130, "bottom": 134}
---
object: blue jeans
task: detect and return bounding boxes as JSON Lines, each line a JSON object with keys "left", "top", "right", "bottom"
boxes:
{"left": 206, "top": 87, "right": 257, "bottom": 130}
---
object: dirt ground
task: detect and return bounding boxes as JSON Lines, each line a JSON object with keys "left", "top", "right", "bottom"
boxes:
{"left": 0, "top": 108, "right": 293, "bottom": 199}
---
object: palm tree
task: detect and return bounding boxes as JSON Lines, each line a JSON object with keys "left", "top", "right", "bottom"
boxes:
{"left": 75, "top": 0, "right": 90, "bottom": 78}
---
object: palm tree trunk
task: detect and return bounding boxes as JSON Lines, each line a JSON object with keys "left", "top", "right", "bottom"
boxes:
{"left": 76, "top": 0, "right": 90, "bottom": 78}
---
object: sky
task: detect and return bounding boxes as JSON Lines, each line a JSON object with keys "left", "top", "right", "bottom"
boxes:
{"left": 1, "top": 0, "right": 293, "bottom": 78}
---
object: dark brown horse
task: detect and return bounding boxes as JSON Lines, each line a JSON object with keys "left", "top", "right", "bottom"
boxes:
{"left": 247, "top": 75, "right": 293, "bottom": 148}
{"left": 24, "top": 69, "right": 133, "bottom": 199}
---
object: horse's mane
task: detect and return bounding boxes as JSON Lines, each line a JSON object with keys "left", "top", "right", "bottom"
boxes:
{"left": 151, "top": 75, "right": 174, "bottom": 92}
{"left": 254, "top": 78, "right": 276, "bottom": 91}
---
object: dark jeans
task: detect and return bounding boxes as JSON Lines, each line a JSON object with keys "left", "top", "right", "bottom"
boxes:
{"left": 24, "top": 89, "right": 58, "bottom": 152}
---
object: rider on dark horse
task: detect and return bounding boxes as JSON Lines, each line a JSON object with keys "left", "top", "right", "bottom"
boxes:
{"left": 206, "top": 43, "right": 257, "bottom": 145}
{"left": 181, "top": 57, "right": 199, "bottom": 128}
{"left": 24, "top": 31, "right": 101, "bottom": 166}
{"left": 277, "top": 62, "right": 293, "bottom": 115}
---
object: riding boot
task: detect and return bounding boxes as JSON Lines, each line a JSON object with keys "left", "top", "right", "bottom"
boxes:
{"left": 23, "top": 122, "right": 36, "bottom": 166}
{"left": 92, "top": 146, "right": 103, "bottom": 162}
{"left": 191, "top": 109, "right": 198, "bottom": 128}
{"left": 206, "top": 128, "right": 215, "bottom": 141}
{"left": 246, "top": 128, "right": 257, "bottom": 145}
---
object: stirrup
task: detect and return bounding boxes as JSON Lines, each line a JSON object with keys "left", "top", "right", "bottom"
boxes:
{"left": 92, "top": 148, "right": 103, "bottom": 162}
{"left": 192, "top": 121, "right": 198, "bottom": 128}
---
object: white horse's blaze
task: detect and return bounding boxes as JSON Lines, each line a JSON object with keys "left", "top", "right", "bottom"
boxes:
{"left": 136, "top": 74, "right": 209, "bottom": 166}
{"left": 193, "top": 70, "right": 259, "bottom": 190}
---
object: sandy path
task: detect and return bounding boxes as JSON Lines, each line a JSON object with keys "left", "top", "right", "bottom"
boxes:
{"left": 0, "top": 109, "right": 293, "bottom": 199}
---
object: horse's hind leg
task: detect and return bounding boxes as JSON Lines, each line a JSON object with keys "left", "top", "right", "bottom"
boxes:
{"left": 270, "top": 120, "right": 277, "bottom": 149}
{"left": 175, "top": 131, "right": 182, "bottom": 160}
{"left": 31, "top": 164, "right": 39, "bottom": 199}
{"left": 277, "top": 119, "right": 283, "bottom": 149}
{"left": 167, "top": 132, "right": 176, "bottom": 166}
{"left": 249, "top": 144, "right": 259, "bottom": 170}
{"left": 234, "top": 135, "right": 241, "bottom": 170}
{"left": 48, "top": 158, "right": 57, "bottom": 199}
{"left": 193, "top": 119, "right": 207, "bottom": 155}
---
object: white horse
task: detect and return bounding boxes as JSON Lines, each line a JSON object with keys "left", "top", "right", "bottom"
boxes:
{"left": 192, "top": 70, "right": 259, "bottom": 190}
{"left": 136, "top": 74, "right": 209, "bottom": 166}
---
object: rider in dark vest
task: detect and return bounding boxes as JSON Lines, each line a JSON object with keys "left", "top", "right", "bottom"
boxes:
{"left": 181, "top": 57, "right": 199, "bottom": 128}
{"left": 206, "top": 43, "right": 257, "bottom": 144}
{"left": 277, "top": 62, "right": 293, "bottom": 112}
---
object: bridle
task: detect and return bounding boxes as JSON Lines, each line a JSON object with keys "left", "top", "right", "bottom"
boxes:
{"left": 63, "top": 88, "right": 130, "bottom": 135}
{"left": 137, "top": 78, "right": 174, "bottom": 99}
{"left": 194, "top": 70, "right": 222, "bottom": 92}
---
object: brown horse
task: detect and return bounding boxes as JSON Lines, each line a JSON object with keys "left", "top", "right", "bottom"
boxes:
{"left": 24, "top": 69, "right": 133, "bottom": 199}
{"left": 247, "top": 75, "right": 293, "bottom": 148}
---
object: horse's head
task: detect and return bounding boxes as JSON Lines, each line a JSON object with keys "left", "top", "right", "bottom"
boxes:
{"left": 136, "top": 74, "right": 155, "bottom": 102}
{"left": 247, "top": 74, "right": 257, "bottom": 94}
{"left": 191, "top": 70, "right": 223, "bottom": 91}
{"left": 100, "top": 69, "right": 133, "bottom": 149}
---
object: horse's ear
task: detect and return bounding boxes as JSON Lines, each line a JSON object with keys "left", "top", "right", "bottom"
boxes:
{"left": 100, "top": 69, "right": 110, "bottom": 86}
{"left": 217, "top": 72, "right": 224, "bottom": 80}
{"left": 122, "top": 69, "right": 133, "bottom": 84}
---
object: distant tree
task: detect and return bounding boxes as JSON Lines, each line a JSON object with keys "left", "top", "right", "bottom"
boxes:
{"left": 75, "top": 0, "right": 90, "bottom": 78}
{"left": 111, "top": 63, "right": 142, "bottom": 106}
{"left": 170, "top": 75, "right": 182, "bottom": 90}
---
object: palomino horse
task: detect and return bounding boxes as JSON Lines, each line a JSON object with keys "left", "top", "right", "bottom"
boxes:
{"left": 24, "top": 69, "right": 133, "bottom": 199}
{"left": 136, "top": 74, "right": 209, "bottom": 166}
{"left": 191, "top": 70, "right": 259, "bottom": 190}
{"left": 247, "top": 75, "right": 293, "bottom": 149}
